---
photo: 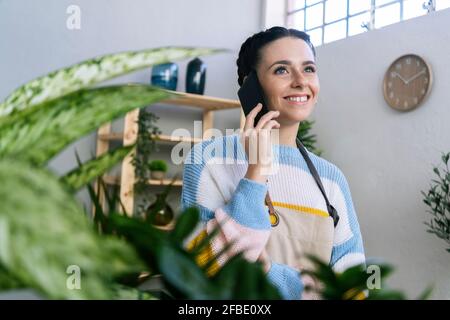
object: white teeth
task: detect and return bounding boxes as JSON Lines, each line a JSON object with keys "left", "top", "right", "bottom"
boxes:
{"left": 286, "top": 96, "right": 308, "bottom": 102}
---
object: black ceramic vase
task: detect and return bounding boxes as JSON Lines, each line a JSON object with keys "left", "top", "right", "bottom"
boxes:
{"left": 185, "top": 57, "right": 206, "bottom": 94}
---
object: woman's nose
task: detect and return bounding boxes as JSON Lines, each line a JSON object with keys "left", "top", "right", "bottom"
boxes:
{"left": 291, "top": 71, "right": 307, "bottom": 88}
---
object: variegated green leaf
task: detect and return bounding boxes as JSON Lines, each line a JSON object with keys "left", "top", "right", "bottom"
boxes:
{"left": 0, "top": 159, "right": 144, "bottom": 299}
{"left": 0, "top": 47, "right": 225, "bottom": 117}
{"left": 0, "top": 84, "right": 175, "bottom": 166}
{"left": 61, "top": 145, "right": 135, "bottom": 191}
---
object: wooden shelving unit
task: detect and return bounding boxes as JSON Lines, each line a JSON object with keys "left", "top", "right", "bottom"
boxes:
{"left": 103, "top": 175, "right": 183, "bottom": 187}
{"left": 98, "top": 133, "right": 203, "bottom": 144}
{"left": 95, "top": 90, "right": 245, "bottom": 216}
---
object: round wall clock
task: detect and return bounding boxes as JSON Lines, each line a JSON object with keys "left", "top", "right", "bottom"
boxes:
{"left": 383, "top": 54, "right": 433, "bottom": 111}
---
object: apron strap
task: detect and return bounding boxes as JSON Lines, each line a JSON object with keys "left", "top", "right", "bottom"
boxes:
{"left": 296, "top": 137, "right": 340, "bottom": 227}
{"left": 264, "top": 138, "right": 340, "bottom": 228}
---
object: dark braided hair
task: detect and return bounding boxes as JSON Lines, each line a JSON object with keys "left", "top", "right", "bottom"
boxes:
{"left": 236, "top": 26, "right": 316, "bottom": 87}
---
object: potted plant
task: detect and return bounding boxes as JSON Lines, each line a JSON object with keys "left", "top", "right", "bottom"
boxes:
{"left": 301, "top": 255, "right": 432, "bottom": 300}
{"left": 148, "top": 159, "right": 168, "bottom": 180}
{"left": 0, "top": 45, "right": 227, "bottom": 299}
{"left": 297, "top": 120, "right": 323, "bottom": 156}
{"left": 422, "top": 152, "right": 450, "bottom": 252}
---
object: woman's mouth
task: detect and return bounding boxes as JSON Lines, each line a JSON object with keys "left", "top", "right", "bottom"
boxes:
{"left": 283, "top": 95, "right": 310, "bottom": 106}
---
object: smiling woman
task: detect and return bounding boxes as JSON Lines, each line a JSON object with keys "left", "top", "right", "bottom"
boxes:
{"left": 181, "top": 26, "right": 366, "bottom": 300}
{"left": 254, "top": 36, "right": 320, "bottom": 133}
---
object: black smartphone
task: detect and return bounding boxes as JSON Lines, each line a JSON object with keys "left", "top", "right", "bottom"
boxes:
{"left": 237, "top": 70, "right": 269, "bottom": 127}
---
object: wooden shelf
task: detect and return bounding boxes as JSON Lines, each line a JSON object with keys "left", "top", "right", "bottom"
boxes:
{"left": 161, "top": 91, "right": 241, "bottom": 111}
{"left": 98, "top": 132, "right": 123, "bottom": 141}
{"left": 94, "top": 91, "right": 245, "bottom": 216}
{"left": 148, "top": 179, "right": 183, "bottom": 187}
{"left": 98, "top": 133, "right": 202, "bottom": 144}
{"left": 103, "top": 175, "right": 183, "bottom": 187}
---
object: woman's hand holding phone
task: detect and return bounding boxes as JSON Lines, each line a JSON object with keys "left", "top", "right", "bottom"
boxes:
{"left": 242, "top": 103, "right": 280, "bottom": 184}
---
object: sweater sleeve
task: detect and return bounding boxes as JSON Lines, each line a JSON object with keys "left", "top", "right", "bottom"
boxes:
{"left": 181, "top": 141, "right": 272, "bottom": 269}
{"left": 330, "top": 168, "right": 366, "bottom": 273}
{"left": 266, "top": 262, "right": 304, "bottom": 300}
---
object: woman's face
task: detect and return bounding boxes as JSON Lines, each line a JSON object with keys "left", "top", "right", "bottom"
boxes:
{"left": 256, "top": 37, "right": 319, "bottom": 125}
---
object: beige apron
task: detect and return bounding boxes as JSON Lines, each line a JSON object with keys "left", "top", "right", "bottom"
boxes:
{"left": 263, "top": 192, "right": 334, "bottom": 299}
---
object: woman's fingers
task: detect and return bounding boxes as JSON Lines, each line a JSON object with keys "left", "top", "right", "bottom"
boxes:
{"left": 258, "top": 249, "right": 271, "bottom": 273}
{"left": 243, "top": 103, "right": 280, "bottom": 132}
{"left": 243, "top": 103, "right": 263, "bottom": 131}
{"left": 261, "top": 119, "right": 280, "bottom": 131}
{"left": 254, "top": 110, "right": 280, "bottom": 130}
{"left": 241, "top": 103, "right": 280, "bottom": 173}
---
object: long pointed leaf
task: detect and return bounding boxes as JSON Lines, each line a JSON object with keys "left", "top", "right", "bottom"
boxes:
{"left": 61, "top": 145, "right": 135, "bottom": 191}
{"left": 0, "top": 47, "right": 226, "bottom": 116}
{"left": 86, "top": 175, "right": 107, "bottom": 232}
{"left": 0, "top": 84, "right": 172, "bottom": 165}
{"left": 170, "top": 207, "right": 200, "bottom": 244}
{"left": 158, "top": 243, "right": 216, "bottom": 299}
{"left": 0, "top": 159, "right": 144, "bottom": 299}
{"left": 73, "top": 151, "right": 106, "bottom": 228}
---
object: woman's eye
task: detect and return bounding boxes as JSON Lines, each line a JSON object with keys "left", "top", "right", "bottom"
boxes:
{"left": 274, "top": 66, "right": 288, "bottom": 74}
{"left": 305, "top": 66, "right": 316, "bottom": 73}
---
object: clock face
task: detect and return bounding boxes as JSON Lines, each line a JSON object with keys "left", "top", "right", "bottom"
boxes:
{"left": 383, "top": 54, "right": 432, "bottom": 111}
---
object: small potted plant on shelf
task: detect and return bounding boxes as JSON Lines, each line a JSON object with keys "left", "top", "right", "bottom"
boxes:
{"left": 148, "top": 160, "right": 168, "bottom": 180}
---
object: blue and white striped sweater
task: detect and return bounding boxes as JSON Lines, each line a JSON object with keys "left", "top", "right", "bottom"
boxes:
{"left": 181, "top": 133, "right": 365, "bottom": 299}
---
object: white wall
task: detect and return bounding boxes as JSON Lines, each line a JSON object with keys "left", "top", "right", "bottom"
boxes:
{"left": 0, "top": 0, "right": 263, "bottom": 211}
{"left": 262, "top": 0, "right": 286, "bottom": 28}
{"left": 309, "top": 9, "right": 450, "bottom": 299}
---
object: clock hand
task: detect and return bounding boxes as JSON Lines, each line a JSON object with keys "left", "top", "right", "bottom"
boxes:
{"left": 392, "top": 72, "right": 408, "bottom": 84}
{"left": 405, "top": 69, "right": 426, "bottom": 84}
